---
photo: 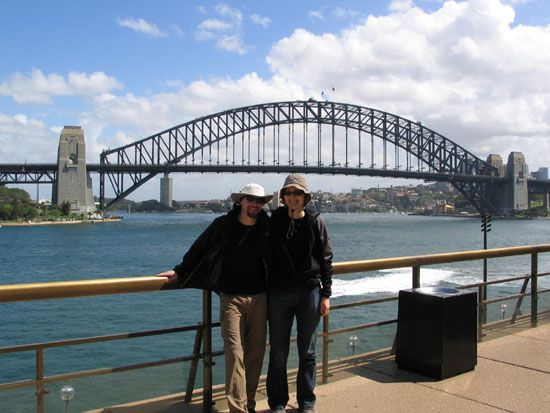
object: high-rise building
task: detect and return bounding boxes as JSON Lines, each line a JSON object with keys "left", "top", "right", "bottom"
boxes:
{"left": 532, "top": 167, "right": 549, "bottom": 180}
{"left": 160, "top": 174, "right": 173, "bottom": 207}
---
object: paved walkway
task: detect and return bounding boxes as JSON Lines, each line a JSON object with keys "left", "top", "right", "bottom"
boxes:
{"left": 94, "top": 314, "right": 549, "bottom": 413}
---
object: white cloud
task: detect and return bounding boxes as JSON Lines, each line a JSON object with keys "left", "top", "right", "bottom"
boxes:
{"left": 117, "top": 17, "right": 168, "bottom": 38}
{"left": 389, "top": 0, "right": 415, "bottom": 13}
{"left": 214, "top": 3, "right": 243, "bottom": 23}
{"left": 217, "top": 34, "right": 247, "bottom": 55}
{"left": 198, "top": 19, "right": 232, "bottom": 32}
{"left": 196, "top": 3, "right": 249, "bottom": 54}
{"left": 5, "top": 0, "right": 550, "bottom": 200}
{"left": 265, "top": 0, "right": 550, "bottom": 165}
{"left": 309, "top": 10, "right": 324, "bottom": 21}
{"left": 0, "top": 113, "right": 57, "bottom": 162}
{"left": 0, "top": 69, "right": 122, "bottom": 104}
{"left": 333, "top": 7, "right": 362, "bottom": 20}
{"left": 250, "top": 13, "right": 272, "bottom": 28}
{"left": 91, "top": 72, "right": 302, "bottom": 136}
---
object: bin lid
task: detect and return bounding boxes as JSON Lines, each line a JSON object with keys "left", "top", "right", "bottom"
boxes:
{"left": 413, "top": 287, "right": 462, "bottom": 296}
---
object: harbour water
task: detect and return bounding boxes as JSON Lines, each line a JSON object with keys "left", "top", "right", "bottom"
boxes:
{"left": 1, "top": 212, "right": 549, "bottom": 412}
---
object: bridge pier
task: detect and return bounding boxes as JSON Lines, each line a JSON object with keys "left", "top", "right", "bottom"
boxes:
{"left": 52, "top": 126, "right": 95, "bottom": 215}
{"left": 487, "top": 152, "right": 529, "bottom": 215}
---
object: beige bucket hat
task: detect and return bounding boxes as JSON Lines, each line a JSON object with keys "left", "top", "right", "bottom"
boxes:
{"left": 280, "top": 174, "right": 312, "bottom": 206}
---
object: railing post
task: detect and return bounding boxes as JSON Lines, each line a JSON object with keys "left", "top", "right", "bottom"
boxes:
{"left": 322, "top": 314, "right": 330, "bottom": 384}
{"left": 511, "top": 278, "right": 529, "bottom": 323}
{"left": 412, "top": 266, "right": 420, "bottom": 288}
{"left": 531, "top": 253, "right": 538, "bottom": 327}
{"left": 185, "top": 324, "right": 204, "bottom": 403}
{"left": 478, "top": 286, "right": 484, "bottom": 342}
{"left": 35, "top": 347, "right": 47, "bottom": 413}
{"left": 202, "top": 290, "right": 213, "bottom": 412}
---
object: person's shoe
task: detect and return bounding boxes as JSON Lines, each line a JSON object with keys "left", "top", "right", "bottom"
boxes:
{"left": 247, "top": 409, "right": 256, "bottom": 413}
{"left": 300, "top": 407, "right": 315, "bottom": 413}
{"left": 271, "top": 406, "right": 286, "bottom": 412}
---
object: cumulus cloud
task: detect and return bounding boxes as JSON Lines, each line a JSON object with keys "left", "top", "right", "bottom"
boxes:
{"left": 4, "top": 0, "right": 550, "bottom": 199}
{"left": 196, "top": 3, "right": 249, "bottom": 54}
{"left": 0, "top": 113, "right": 57, "bottom": 162}
{"left": 117, "top": 17, "right": 168, "bottom": 38}
{"left": 0, "top": 69, "right": 122, "bottom": 104}
{"left": 91, "top": 72, "right": 303, "bottom": 137}
{"left": 389, "top": 0, "right": 415, "bottom": 13}
{"left": 217, "top": 34, "right": 247, "bottom": 55}
{"left": 266, "top": 0, "right": 550, "bottom": 164}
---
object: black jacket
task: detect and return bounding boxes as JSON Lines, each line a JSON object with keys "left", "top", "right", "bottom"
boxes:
{"left": 269, "top": 206, "right": 333, "bottom": 297}
{"left": 172, "top": 205, "right": 270, "bottom": 292}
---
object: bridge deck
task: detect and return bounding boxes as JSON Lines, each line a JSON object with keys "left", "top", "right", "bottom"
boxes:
{"left": 91, "top": 313, "right": 549, "bottom": 413}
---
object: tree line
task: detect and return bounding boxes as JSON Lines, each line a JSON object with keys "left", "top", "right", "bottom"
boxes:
{"left": 0, "top": 187, "right": 71, "bottom": 221}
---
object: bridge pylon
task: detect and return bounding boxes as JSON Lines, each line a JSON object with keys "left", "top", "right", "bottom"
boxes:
{"left": 52, "top": 126, "right": 95, "bottom": 214}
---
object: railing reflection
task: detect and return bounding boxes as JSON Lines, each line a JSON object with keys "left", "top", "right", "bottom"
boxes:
{"left": 1, "top": 244, "right": 549, "bottom": 412}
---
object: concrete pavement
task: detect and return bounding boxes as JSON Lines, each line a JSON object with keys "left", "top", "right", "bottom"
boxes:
{"left": 93, "top": 313, "right": 549, "bottom": 413}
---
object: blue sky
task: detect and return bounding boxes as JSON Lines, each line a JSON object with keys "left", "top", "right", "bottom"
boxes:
{"left": 1, "top": 0, "right": 550, "bottom": 201}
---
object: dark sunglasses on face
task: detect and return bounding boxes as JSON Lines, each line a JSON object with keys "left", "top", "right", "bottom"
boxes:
{"left": 283, "top": 190, "right": 304, "bottom": 197}
{"left": 243, "top": 195, "right": 266, "bottom": 204}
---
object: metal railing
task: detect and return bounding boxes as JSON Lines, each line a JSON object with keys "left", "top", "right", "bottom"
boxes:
{"left": 1, "top": 244, "right": 549, "bottom": 412}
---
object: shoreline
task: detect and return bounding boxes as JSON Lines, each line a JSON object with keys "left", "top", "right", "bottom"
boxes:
{"left": 0, "top": 217, "right": 122, "bottom": 227}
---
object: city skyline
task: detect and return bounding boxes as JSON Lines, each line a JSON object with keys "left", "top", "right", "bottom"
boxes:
{"left": 2, "top": 0, "right": 550, "bottom": 200}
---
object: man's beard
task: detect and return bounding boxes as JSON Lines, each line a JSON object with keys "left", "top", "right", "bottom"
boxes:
{"left": 246, "top": 208, "right": 260, "bottom": 218}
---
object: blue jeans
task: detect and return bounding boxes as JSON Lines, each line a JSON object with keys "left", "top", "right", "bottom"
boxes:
{"left": 267, "top": 286, "right": 320, "bottom": 410}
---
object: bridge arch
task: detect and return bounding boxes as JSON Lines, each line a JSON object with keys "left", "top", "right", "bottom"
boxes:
{"left": 100, "top": 100, "right": 500, "bottom": 211}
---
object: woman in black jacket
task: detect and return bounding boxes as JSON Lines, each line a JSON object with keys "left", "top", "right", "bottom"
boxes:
{"left": 266, "top": 174, "right": 333, "bottom": 413}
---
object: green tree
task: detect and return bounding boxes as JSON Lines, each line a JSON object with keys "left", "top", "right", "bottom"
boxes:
{"left": 60, "top": 201, "right": 71, "bottom": 216}
{"left": 0, "top": 203, "right": 14, "bottom": 220}
{"left": 0, "top": 187, "right": 36, "bottom": 220}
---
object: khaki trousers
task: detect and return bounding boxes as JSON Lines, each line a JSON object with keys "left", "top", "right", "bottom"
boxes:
{"left": 220, "top": 292, "right": 267, "bottom": 413}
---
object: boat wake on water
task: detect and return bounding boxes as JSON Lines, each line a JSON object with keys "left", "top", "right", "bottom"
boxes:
{"left": 331, "top": 268, "right": 457, "bottom": 298}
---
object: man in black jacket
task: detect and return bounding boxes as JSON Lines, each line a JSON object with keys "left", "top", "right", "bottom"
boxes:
{"left": 158, "top": 183, "right": 272, "bottom": 413}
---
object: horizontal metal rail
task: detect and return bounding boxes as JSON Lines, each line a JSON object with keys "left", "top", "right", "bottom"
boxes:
{"left": 1, "top": 244, "right": 550, "bottom": 412}
{"left": 0, "top": 324, "right": 219, "bottom": 354}
{"left": 2, "top": 245, "right": 550, "bottom": 303}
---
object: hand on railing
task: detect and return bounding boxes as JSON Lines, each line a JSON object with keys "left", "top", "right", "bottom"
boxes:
{"left": 156, "top": 271, "right": 181, "bottom": 290}
{"left": 321, "top": 297, "right": 330, "bottom": 317}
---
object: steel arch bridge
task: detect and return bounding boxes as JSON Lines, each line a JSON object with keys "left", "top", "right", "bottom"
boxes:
{"left": 99, "top": 100, "right": 506, "bottom": 211}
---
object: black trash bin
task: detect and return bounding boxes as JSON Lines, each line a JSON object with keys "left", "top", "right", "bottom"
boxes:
{"left": 395, "top": 287, "right": 477, "bottom": 380}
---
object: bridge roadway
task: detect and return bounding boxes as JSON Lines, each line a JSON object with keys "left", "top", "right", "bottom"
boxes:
{"left": 91, "top": 313, "right": 549, "bottom": 413}
{"left": 0, "top": 161, "right": 513, "bottom": 183}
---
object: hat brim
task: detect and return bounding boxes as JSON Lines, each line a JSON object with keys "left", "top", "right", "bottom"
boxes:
{"left": 279, "top": 186, "right": 311, "bottom": 206}
{"left": 231, "top": 193, "right": 273, "bottom": 203}
{"left": 281, "top": 183, "right": 309, "bottom": 194}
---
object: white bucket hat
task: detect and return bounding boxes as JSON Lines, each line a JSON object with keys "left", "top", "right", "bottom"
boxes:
{"left": 230, "top": 183, "right": 273, "bottom": 203}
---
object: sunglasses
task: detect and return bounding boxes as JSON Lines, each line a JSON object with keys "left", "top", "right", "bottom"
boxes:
{"left": 283, "top": 190, "right": 304, "bottom": 196}
{"left": 243, "top": 195, "right": 266, "bottom": 204}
